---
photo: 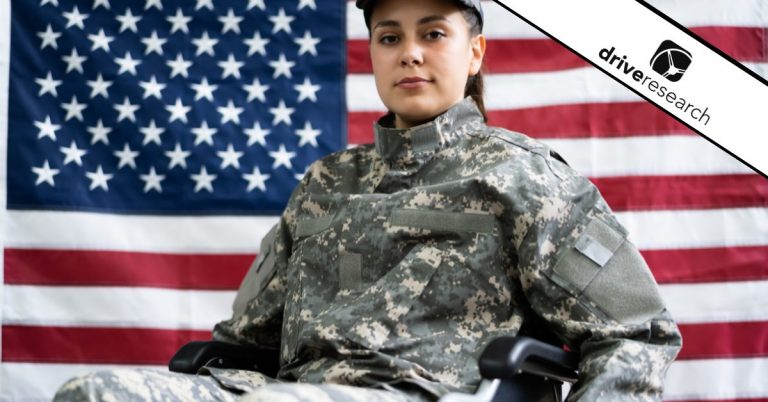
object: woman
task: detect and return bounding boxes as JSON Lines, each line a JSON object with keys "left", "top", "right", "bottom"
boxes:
{"left": 55, "top": 0, "right": 682, "bottom": 400}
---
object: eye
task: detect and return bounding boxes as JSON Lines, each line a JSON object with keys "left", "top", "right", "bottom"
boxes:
{"left": 379, "top": 34, "right": 399, "bottom": 45}
{"left": 425, "top": 30, "right": 446, "bottom": 40}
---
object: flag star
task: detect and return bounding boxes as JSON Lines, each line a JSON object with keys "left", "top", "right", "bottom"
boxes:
{"left": 294, "top": 167, "right": 308, "bottom": 181}
{"left": 191, "top": 77, "right": 218, "bottom": 101}
{"left": 269, "top": 53, "right": 295, "bottom": 79}
{"left": 87, "top": 119, "right": 112, "bottom": 145}
{"left": 34, "top": 116, "right": 61, "bottom": 140}
{"left": 62, "top": 48, "right": 87, "bottom": 74}
{"left": 294, "top": 31, "right": 320, "bottom": 56}
{"left": 61, "top": 96, "right": 87, "bottom": 121}
{"left": 298, "top": 0, "right": 317, "bottom": 10}
{"left": 244, "top": 122, "right": 270, "bottom": 146}
{"left": 243, "top": 166, "right": 270, "bottom": 192}
{"left": 165, "top": 143, "right": 190, "bottom": 169}
{"left": 86, "top": 165, "right": 114, "bottom": 191}
{"left": 86, "top": 74, "right": 112, "bottom": 99}
{"left": 244, "top": 31, "right": 269, "bottom": 56}
{"left": 269, "top": 99, "right": 295, "bottom": 126}
{"left": 191, "top": 121, "right": 217, "bottom": 146}
{"left": 167, "top": 53, "right": 192, "bottom": 78}
{"left": 294, "top": 77, "right": 321, "bottom": 102}
{"left": 140, "top": 167, "right": 165, "bottom": 193}
{"left": 60, "top": 140, "right": 88, "bottom": 166}
{"left": 219, "top": 9, "right": 243, "bottom": 34}
{"left": 269, "top": 144, "right": 296, "bottom": 170}
{"left": 115, "top": 51, "right": 141, "bottom": 75}
{"left": 92, "top": 0, "right": 110, "bottom": 10}
{"left": 218, "top": 54, "right": 244, "bottom": 79}
{"left": 116, "top": 8, "right": 142, "bottom": 33}
{"left": 167, "top": 8, "right": 192, "bottom": 34}
{"left": 35, "top": 72, "right": 62, "bottom": 97}
{"left": 37, "top": 25, "right": 61, "bottom": 50}
{"left": 145, "top": 0, "right": 162, "bottom": 11}
{"left": 32, "top": 160, "right": 60, "bottom": 186}
{"left": 195, "top": 0, "right": 213, "bottom": 10}
{"left": 243, "top": 78, "right": 269, "bottom": 102}
{"left": 166, "top": 98, "right": 191, "bottom": 123}
{"left": 295, "top": 121, "right": 321, "bottom": 147}
{"left": 63, "top": 6, "right": 89, "bottom": 29}
{"left": 269, "top": 8, "right": 295, "bottom": 34}
{"left": 217, "top": 144, "right": 244, "bottom": 169}
{"left": 190, "top": 166, "right": 217, "bottom": 193}
{"left": 246, "top": 0, "right": 265, "bottom": 11}
{"left": 40, "top": 0, "right": 58, "bottom": 6}
{"left": 140, "top": 119, "right": 165, "bottom": 145}
{"left": 141, "top": 31, "right": 167, "bottom": 55}
{"left": 114, "top": 143, "right": 140, "bottom": 169}
{"left": 88, "top": 29, "right": 114, "bottom": 52}
{"left": 217, "top": 100, "right": 243, "bottom": 125}
{"left": 192, "top": 31, "right": 218, "bottom": 57}
{"left": 139, "top": 75, "right": 166, "bottom": 99}
{"left": 114, "top": 97, "right": 140, "bottom": 122}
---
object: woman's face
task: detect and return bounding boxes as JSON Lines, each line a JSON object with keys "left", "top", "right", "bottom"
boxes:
{"left": 368, "top": 0, "right": 485, "bottom": 128}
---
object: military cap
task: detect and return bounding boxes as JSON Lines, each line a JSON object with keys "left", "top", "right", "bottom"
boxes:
{"left": 356, "top": 0, "right": 484, "bottom": 30}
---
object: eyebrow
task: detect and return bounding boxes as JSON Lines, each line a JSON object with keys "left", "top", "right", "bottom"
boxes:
{"left": 372, "top": 15, "right": 450, "bottom": 31}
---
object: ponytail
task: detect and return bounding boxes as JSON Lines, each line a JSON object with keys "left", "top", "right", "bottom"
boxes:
{"left": 464, "top": 71, "right": 487, "bottom": 123}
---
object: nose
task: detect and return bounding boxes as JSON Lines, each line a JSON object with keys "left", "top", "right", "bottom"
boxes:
{"left": 399, "top": 39, "right": 423, "bottom": 67}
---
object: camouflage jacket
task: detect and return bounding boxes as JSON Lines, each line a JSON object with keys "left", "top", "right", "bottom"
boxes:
{"left": 214, "top": 97, "right": 682, "bottom": 401}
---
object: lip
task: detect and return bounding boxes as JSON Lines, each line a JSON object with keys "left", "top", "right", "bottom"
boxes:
{"left": 396, "top": 76, "right": 431, "bottom": 88}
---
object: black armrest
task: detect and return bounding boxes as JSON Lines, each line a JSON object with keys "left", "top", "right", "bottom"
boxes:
{"left": 478, "top": 336, "right": 579, "bottom": 384}
{"left": 168, "top": 340, "right": 280, "bottom": 378}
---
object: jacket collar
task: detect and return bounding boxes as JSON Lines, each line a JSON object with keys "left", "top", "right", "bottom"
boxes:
{"left": 373, "top": 97, "right": 484, "bottom": 165}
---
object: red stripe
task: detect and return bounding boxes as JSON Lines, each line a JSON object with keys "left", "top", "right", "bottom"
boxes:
{"left": 4, "top": 321, "right": 767, "bottom": 365}
{"left": 4, "top": 249, "right": 253, "bottom": 289}
{"left": 592, "top": 175, "right": 768, "bottom": 212}
{"left": 645, "top": 246, "right": 768, "bottom": 285}
{"left": 2, "top": 325, "right": 211, "bottom": 365}
{"left": 347, "top": 27, "right": 767, "bottom": 74}
{"left": 677, "top": 322, "right": 768, "bottom": 360}
{"left": 348, "top": 103, "right": 694, "bottom": 144}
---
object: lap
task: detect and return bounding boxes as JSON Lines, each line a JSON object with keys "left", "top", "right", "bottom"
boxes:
{"left": 53, "top": 368, "right": 429, "bottom": 402}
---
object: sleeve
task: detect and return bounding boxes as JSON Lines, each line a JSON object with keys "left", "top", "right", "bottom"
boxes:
{"left": 212, "top": 178, "right": 306, "bottom": 348}
{"left": 515, "top": 172, "right": 683, "bottom": 401}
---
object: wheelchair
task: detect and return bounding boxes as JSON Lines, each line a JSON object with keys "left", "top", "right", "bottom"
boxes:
{"left": 169, "top": 334, "right": 579, "bottom": 402}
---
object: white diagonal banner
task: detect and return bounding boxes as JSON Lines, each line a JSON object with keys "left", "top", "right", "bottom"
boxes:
{"left": 493, "top": 0, "right": 768, "bottom": 177}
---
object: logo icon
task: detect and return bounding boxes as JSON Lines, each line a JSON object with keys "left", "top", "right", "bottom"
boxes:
{"left": 650, "top": 40, "right": 692, "bottom": 82}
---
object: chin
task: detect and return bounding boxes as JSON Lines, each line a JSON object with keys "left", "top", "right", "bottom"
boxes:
{"left": 389, "top": 98, "right": 441, "bottom": 124}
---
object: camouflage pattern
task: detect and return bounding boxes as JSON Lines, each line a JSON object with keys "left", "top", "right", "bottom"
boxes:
{"left": 53, "top": 368, "right": 423, "bottom": 401}
{"left": 212, "top": 96, "right": 683, "bottom": 401}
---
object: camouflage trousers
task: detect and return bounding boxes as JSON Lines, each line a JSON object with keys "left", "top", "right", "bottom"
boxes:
{"left": 53, "top": 367, "right": 431, "bottom": 402}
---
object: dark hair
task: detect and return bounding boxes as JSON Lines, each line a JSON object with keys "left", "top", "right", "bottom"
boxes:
{"left": 366, "top": 1, "right": 488, "bottom": 124}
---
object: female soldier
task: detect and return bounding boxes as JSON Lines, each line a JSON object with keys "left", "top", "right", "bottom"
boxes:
{"left": 55, "top": 0, "right": 682, "bottom": 400}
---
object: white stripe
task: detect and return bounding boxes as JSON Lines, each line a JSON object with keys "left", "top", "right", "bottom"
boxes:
{"left": 346, "top": 0, "right": 768, "bottom": 40}
{"left": 348, "top": 63, "right": 768, "bottom": 111}
{"left": 2, "top": 285, "right": 236, "bottom": 330}
{"left": 615, "top": 207, "right": 768, "bottom": 250}
{"left": 0, "top": 362, "right": 164, "bottom": 402}
{"left": 542, "top": 135, "right": 755, "bottom": 177}
{"left": 660, "top": 280, "right": 768, "bottom": 324}
{"left": 3, "top": 208, "right": 766, "bottom": 253}
{"left": 5, "top": 278, "right": 768, "bottom": 331}
{"left": 664, "top": 357, "right": 768, "bottom": 401}
{"left": 4, "top": 210, "right": 279, "bottom": 253}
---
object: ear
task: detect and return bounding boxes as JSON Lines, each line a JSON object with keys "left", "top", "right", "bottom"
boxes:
{"left": 468, "top": 34, "right": 486, "bottom": 76}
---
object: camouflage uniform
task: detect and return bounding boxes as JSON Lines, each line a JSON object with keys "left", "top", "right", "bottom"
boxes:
{"left": 54, "top": 97, "right": 682, "bottom": 401}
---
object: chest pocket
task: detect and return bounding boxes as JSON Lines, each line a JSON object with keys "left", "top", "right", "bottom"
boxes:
{"left": 390, "top": 209, "right": 495, "bottom": 233}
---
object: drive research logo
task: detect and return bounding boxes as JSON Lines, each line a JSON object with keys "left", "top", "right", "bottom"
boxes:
{"left": 650, "top": 40, "right": 692, "bottom": 82}
{"left": 598, "top": 45, "right": 711, "bottom": 126}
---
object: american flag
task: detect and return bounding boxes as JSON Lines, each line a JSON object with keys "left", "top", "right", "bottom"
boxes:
{"left": 0, "top": 0, "right": 766, "bottom": 401}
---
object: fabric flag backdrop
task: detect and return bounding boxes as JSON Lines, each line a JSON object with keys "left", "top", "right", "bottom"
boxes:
{"left": 0, "top": 0, "right": 766, "bottom": 401}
